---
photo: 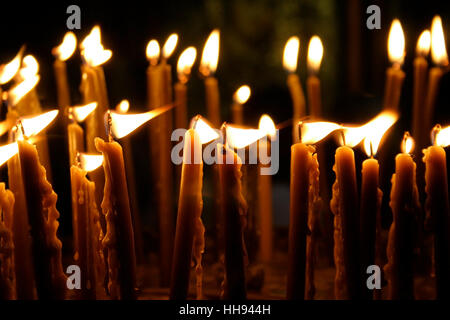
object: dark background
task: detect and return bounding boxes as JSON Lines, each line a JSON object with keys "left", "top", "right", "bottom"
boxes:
{"left": 1, "top": 0, "right": 450, "bottom": 252}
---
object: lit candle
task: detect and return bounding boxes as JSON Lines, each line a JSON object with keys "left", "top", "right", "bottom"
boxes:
{"left": 0, "top": 46, "right": 24, "bottom": 86}
{"left": 306, "top": 36, "right": 324, "bottom": 118}
{"left": 231, "top": 85, "right": 251, "bottom": 125}
{"left": 200, "top": 30, "right": 221, "bottom": 127}
{"left": 217, "top": 132, "right": 248, "bottom": 300}
{"left": 383, "top": 19, "right": 406, "bottom": 111}
{"left": 70, "top": 153, "right": 106, "bottom": 299}
{"left": 423, "top": 16, "right": 449, "bottom": 142}
{"left": 161, "top": 33, "right": 178, "bottom": 105}
{"left": 15, "top": 111, "right": 67, "bottom": 300}
{"left": 359, "top": 112, "right": 397, "bottom": 300}
{"left": 0, "top": 144, "right": 21, "bottom": 300}
{"left": 385, "top": 132, "right": 420, "bottom": 299}
{"left": 98, "top": 106, "right": 171, "bottom": 299}
{"left": 288, "top": 121, "right": 339, "bottom": 300}
{"left": 67, "top": 102, "right": 97, "bottom": 166}
{"left": 330, "top": 127, "right": 362, "bottom": 299}
{"left": 411, "top": 30, "right": 431, "bottom": 149}
{"left": 146, "top": 39, "right": 164, "bottom": 108}
{"left": 170, "top": 128, "right": 204, "bottom": 300}
{"left": 423, "top": 125, "right": 450, "bottom": 299}
{"left": 52, "top": 32, "right": 77, "bottom": 109}
{"left": 283, "top": 36, "right": 306, "bottom": 143}
{"left": 174, "top": 47, "right": 197, "bottom": 129}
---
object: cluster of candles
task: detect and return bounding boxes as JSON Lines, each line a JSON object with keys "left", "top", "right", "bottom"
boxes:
{"left": 0, "top": 13, "right": 448, "bottom": 301}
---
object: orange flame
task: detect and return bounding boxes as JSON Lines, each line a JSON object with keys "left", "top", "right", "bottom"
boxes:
{"left": 69, "top": 102, "right": 98, "bottom": 122}
{"left": 108, "top": 105, "right": 171, "bottom": 139}
{"left": 299, "top": 121, "right": 341, "bottom": 144}
{"left": 0, "top": 142, "right": 19, "bottom": 167}
{"left": 226, "top": 115, "right": 276, "bottom": 149}
{"left": 0, "top": 46, "right": 24, "bottom": 84}
{"left": 258, "top": 114, "right": 276, "bottom": 139}
{"left": 307, "top": 36, "right": 324, "bottom": 74}
{"left": 115, "top": 99, "right": 130, "bottom": 113}
{"left": 146, "top": 40, "right": 160, "bottom": 66}
{"left": 200, "top": 29, "right": 220, "bottom": 77}
{"left": 162, "top": 33, "right": 178, "bottom": 59}
{"left": 177, "top": 47, "right": 197, "bottom": 83}
{"left": 7, "top": 75, "right": 40, "bottom": 106}
{"left": 388, "top": 19, "right": 405, "bottom": 66}
{"left": 401, "top": 132, "right": 414, "bottom": 154}
{"left": 18, "top": 55, "right": 39, "bottom": 80}
{"left": 53, "top": 32, "right": 77, "bottom": 61}
{"left": 78, "top": 153, "right": 104, "bottom": 172}
{"left": 416, "top": 30, "right": 431, "bottom": 57}
{"left": 431, "top": 16, "right": 448, "bottom": 66}
{"left": 283, "top": 36, "right": 300, "bottom": 73}
{"left": 362, "top": 111, "right": 398, "bottom": 156}
{"left": 80, "top": 26, "right": 112, "bottom": 67}
{"left": 191, "top": 115, "right": 220, "bottom": 144}
{"left": 18, "top": 110, "right": 59, "bottom": 138}
{"left": 233, "top": 85, "right": 251, "bottom": 104}
{"left": 434, "top": 125, "right": 450, "bottom": 147}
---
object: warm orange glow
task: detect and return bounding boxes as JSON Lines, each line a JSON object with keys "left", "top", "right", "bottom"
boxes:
{"left": 78, "top": 153, "right": 104, "bottom": 172}
{"left": 109, "top": 105, "right": 172, "bottom": 139}
{"left": 258, "top": 114, "right": 276, "bottom": 139}
{"left": 19, "top": 110, "right": 59, "bottom": 138}
{"left": 401, "top": 132, "right": 414, "bottom": 154}
{"left": 431, "top": 16, "right": 448, "bottom": 66}
{"left": 177, "top": 47, "right": 197, "bottom": 83}
{"left": 116, "top": 99, "right": 130, "bottom": 113}
{"left": 0, "top": 142, "right": 19, "bottom": 167}
{"left": 18, "top": 55, "right": 39, "bottom": 80}
{"left": 416, "top": 30, "right": 431, "bottom": 57}
{"left": 146, "top": 40, "right": 160, "bottom": 66}
{"left": 283, "top": 36, "right": 300, "bottom": 73}
{"left": 362, "top": 111, "right": 398, "bottom": 157}
{"left": 388, "top": 19, "right": 405, "bottom": 66}
{"left": 299, "top": 121, "right": 341, "bottom": 144}
{"left": 0, "top": 47, "right": 24, "bottom": 84}
{"left": 7, "top": 75, "right": 40, "bottom": 106}
{"left": 162, "top": 33, "right": 178, "bottom": 59}
{"left": 233, "top": 85, "right": 251, "bottom": 104}
{"left": 53, "top": 32, "right": 77, "bottom": 61}
{"left": 434, "top": 125, "right": 450, "bottom": 147}
{"left": 199, "top": 29, "right": 220, "bottom": 77}
{"left": 191, "top": 116, "right": 220, "bottom": 144}
{"left": 80, "top": 26, "right": 112, "bottom": 67}
{"left": 307, "top": 36, "right": 324, "bottom": 74}
{"left": 226, "top": 125, "right": 264, "bottom": 149}
{"left": 70, "top": 102, "right": 98, "bottom": 122}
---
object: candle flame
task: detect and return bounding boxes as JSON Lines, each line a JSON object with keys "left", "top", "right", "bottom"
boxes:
{"left": 431, "top": 16, "right": 448, "bottom": 66}
{"left": 177, "top": 47, "right": 197, "bottom": 83}
{"left": 7, "top": 75, "right": 40, "bottom": 106}
{"left": 70, "top": 102, "right": 98, "bottom": 122}
{"left": 388, "top": 19, "right": 405, "bottom": 66}
{"left": 226, "top": 126, "right": 264, "bottom": 149}
{"left": 307, "top": 36, "right": 324, "bottom": 74}
{"left": 299, "top": 121, "right": 341, "bottom": 144}
{"left": 81, "top": 26, "right": 112, "bottom": 67}
{"left": 116, "top": 99, "right": 130, "bottom": 113}
{"left": 0, "top": 142, "right": 19, "bottom": 167}
{"left": 162, "top": 33, "right": 178, "bottom": 59}
{"left": 0, "top": 46, "right": 24, "bottom": 84}
{"left": 233, "top": 85, "right": 251, "bottom": 104}
{"left": 434, "top": 125, "right": 450, "bottom": 147}
{"left": 362, "top": 111, "right": 398, "bottom": 157}
{"left": 416, "top": 30, "right": 431, "bottom": 57}
{"left": 78, "top": 153, "right": 104, "bottom": 172}
{"left": 109, "top": 105, "right": 171, "bottom": 139}
{"left": 53, "top": 32, "right": 77, "bottom": 61}
{"left": 146, "top": 40, "right": 160, "bottom": 66}
{"left": 401, "top": 132, "right": 414, "bottom": 154}
{"left": 191, "top": 115, "right": 220, "bottom": 144}
{"left": 283, "top": 36, "right": 300, "bottom": 73}
{"left": 18, "top": 55, "right": 39, "bottom": 80}
{"left": 19, "top": 110, "right": 59, "bottom": 138}
{"left": 258, "top": 114, "right": 276, "bottom": 139}
{"left": 200, "top": 29, "right": 220, "bottom": 77}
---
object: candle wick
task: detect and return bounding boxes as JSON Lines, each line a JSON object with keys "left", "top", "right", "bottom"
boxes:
{"left": 370, "top": 141, "right": 374, "bottom": 158}
{"left": 75, "top": 152, "right": 82, "bottom": 168}
{"left": 105, "top": 110, "right": 113, "bottom": 142}
{"left": 298, "top": 121, "right": 303, "bottom": 143}
{"left": 220, "top": 122, "right": 227, "bottom": 154}
{"left": 340, "top": 130, "right": 346, "bottom": 147}
{"left": 16, "top": 120, "right": 27, "bottom": 141}
{"left": 431, "top": 124, "right": 441, "bottom": 146}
